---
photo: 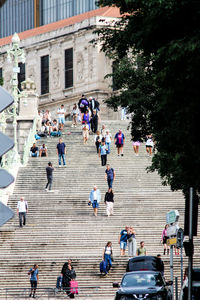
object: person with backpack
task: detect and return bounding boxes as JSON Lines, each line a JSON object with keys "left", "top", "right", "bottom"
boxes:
{"left": 102, "top": 242, "right": 113, "bottom": 275}
{"left": 17, "top": 197, "right": 28, "bottom": 227}
{"left": 78, "top": 94, "right": 89, "bottom": 120}
{"left": 89, "top": 96, "right": 100, "bottom": 116}
{"left": 98, "top": 139, "right": 108, "bottom": 166}
{"left": 104, "top": 188, "right": 114, "bottom": 217}
{"left": 61, "top": 259, "right": 76, "bottom": 298}
{"left": 105, "top": 164, "right": 116, "bottom": 189}
{"left": 28, "top": 264, "right": 39, "bottom": 298}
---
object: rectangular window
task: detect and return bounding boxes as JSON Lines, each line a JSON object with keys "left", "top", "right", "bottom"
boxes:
{"left": 41, "top": 55, "right": 49, "bottom": 94}
{"left": 18, "top": 63, "right": 25, "bottom": 91}
{"left": 65, "top": 48, "right": 73, "bottom": 89}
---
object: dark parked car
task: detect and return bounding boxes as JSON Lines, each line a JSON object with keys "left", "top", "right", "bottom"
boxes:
{"left": 113, "top": 271, "right": 172, "bottom": 300}
{"left": 126, "top": 256, "right": 164, "bottom": 274}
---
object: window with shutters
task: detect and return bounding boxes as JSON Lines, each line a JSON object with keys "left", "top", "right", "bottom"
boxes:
{"left": 18, "top": 63, "right": 25, "bottom": 91}
{"left": 41, "top": 55, "right": 49, "bottom": 94}
{"left": 65, "top": 48, "right": 73, "bottom": 89}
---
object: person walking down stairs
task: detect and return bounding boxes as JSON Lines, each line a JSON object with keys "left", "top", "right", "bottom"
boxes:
{"left": 104, "top": 188, "right": 114, "bottom": 217}
{"left": 61, "top": 259, "right": 76, "bottom": 299}
{"left": 17, "top": 197, "right": 28, "bottom": 228}
{"left": 56, "top": 138, "right": 66, "bottom": 167}
{"left": 28, "top": 264, "right": 39, "bottom": 298}
{"left": 45, "top": 162, "right": 54, "bottom": 192}
{"left": 98, "top": 139, "right": 108, "bottom": 166}
{"left": 114, "top": 129, "right": 125, "bottom": 156}
{"left": 105, "top": 164, "right": 116, "bottom": 189}
{"left": 88, "top": 186, "right": 101, "bottom": 217}
{"left": 102, "top": 242, "right": 113, "bottom": 276}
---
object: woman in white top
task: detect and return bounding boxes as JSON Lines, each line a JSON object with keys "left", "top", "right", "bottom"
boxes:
{"left": 105, "top": 130, "right": 112, "bottom": 154}
{"left": 146, "top": 134, "right": 154, "bottom": 156}
{"left": 103, "top": 241, "right": 113, "bottom": 273}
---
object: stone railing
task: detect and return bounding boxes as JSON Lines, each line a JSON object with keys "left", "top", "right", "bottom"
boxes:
{"left": 22, "top": 118, "right": 36, "bottom": 166}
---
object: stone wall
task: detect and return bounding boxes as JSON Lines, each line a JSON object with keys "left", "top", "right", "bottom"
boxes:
{"left": 0, "top": 16, "right": 121, "bottom": 120}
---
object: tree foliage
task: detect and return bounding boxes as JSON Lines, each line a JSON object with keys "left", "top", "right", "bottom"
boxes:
{"left": 95, "top": 0, "right": 200, "bottom": 195}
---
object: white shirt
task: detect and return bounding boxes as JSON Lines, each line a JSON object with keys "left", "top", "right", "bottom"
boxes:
{"left": 105, "top": 133, "right": 112, "bottom": 143}
{"left": 105, "top": 246, "right": 112, "bottom": 255}
{"left": 57, "top": 108, "right": 65, "bottom": 118}
{"left": 93, "top": 190, "right": 97, "bottom": 200}
{"left": 17, "top": 200, "right": 28, "bottom": 212}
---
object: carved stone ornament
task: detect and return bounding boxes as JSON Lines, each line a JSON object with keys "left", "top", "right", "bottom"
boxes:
{"left": 77, "top": 53, "right": 84, "bottom": 82}
{"left": 52, "top": 59, "right": 60, "bottom": 89}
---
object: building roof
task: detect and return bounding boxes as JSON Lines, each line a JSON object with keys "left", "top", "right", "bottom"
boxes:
{"left": 0, "top": 6, "right": 120, "bottom": 47}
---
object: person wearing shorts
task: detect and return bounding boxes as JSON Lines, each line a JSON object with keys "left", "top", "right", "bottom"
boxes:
{"left": 57, "top": 104, "right": 65, "bottom": 130}
{"left": 118, "top": 226, "right": 129, "bottom": 256}
{"left": 133, "top": 141, "right": 140, "bottom": 156}
{"left": 88, "top": 186, "right": 101, "bottom": 217}
{"left": 161, "top": 224, "right": 169, "bottom": 255}
{"left": 146, "top": 134, "right": 154, "bottom": 156}
{"left": 28, "top": 264, "right": 39, "bottom": 298}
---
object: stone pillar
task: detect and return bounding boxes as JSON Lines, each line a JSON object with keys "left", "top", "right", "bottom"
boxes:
{"left": 18, "top": 78, "right": 38, "bottom": 119}
{"left": 17, "top": 78, "right": 39, "bottom": 159}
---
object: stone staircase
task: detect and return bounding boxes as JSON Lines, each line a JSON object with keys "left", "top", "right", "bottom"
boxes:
{"left": 0, "top": 120, "right": 200, "bottom": 300}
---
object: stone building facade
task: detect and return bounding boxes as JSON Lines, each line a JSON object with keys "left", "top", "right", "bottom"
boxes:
{"left": 0, "top": 7, "right": 121, "bottom": 119}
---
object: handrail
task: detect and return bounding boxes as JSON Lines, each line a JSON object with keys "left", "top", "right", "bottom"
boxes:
{"left": 22, "top": 117, "right": 36, "bottom": 166}
{"left": 0, "top": 286, "right": 101, "bottom": 299}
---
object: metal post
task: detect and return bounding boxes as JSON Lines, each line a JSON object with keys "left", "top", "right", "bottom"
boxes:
{"left": 170, "top": 245, "right": 174, "bottom": 298}
{"left": 181, "top": 239, "right": 183, "bottom": 286}
{"left": 188, "top": 187, "right": 193, "bottom": 300}
{"left": 175, "top": 277, "right": 178, "bottom": 300}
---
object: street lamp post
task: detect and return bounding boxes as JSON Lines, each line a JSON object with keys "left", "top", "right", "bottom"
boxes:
{"left": 7, "top": 32, "right": 25, "bottom": 164}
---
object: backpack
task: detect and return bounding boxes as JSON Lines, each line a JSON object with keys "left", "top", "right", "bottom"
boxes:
{"left": 56, "top": 276, "right": 63, "bottom": 289}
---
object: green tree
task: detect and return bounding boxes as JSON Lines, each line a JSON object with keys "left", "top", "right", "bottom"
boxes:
{"left": 96, "top": 0, "right": 200, "bottom": 196}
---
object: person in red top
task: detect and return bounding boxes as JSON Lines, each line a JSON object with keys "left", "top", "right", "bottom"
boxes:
{"left": 114, "top": 129, "right": 125, "bottom": 156}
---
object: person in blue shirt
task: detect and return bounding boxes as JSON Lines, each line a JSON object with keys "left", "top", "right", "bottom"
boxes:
{"left": 118, "top": 226, "right": 129, "bottom": 256}
{"left": 28, "top": 264, "right": 39, "bottom": 298}
{"left": 105, "top": 164, "right": 116, "bottom": 189}
{"left": 56, "top": 138, "right": 66, "bottom": 167}
{"left": 98, "top": 139, "right": 108, "bottom": 166}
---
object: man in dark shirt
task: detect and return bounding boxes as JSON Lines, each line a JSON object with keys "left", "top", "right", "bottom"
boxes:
{"left": 45, "top": 162, "right": 54, "bottom": 191}
{"left": 105, "top": 164, "right": 116, "bottom": 189}
{"left": 30, "top": 143, "right": 39, "bottom": 157}
{"left": 56, "top": 138, "right": 66, "bottom": 167}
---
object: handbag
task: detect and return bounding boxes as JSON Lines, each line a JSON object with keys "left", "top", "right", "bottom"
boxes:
{"left": 110, "top": 254, "right": 114, "bottom": 262}
{"left": 128, "top": 237, "right": 133, "bottom": 242}
{"left": 70, "top": 280, "right": 78, "bottom": 294}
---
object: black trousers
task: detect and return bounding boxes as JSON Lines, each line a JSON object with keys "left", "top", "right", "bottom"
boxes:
{"left": 101, "top": 154, "right": 107, "bottom": 166}
{"left": 46, "top": 177, "right": 52, "bottom": 190}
